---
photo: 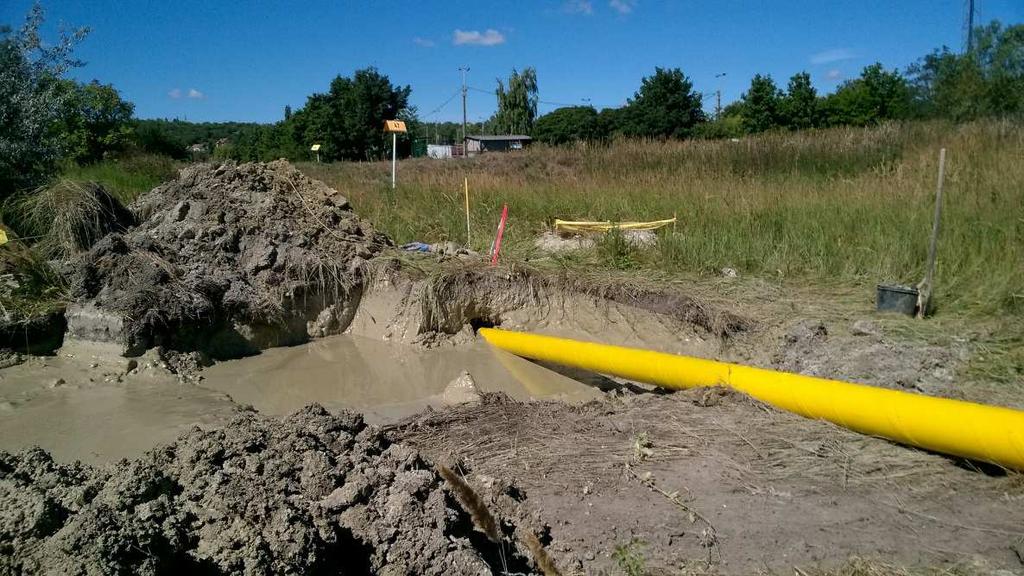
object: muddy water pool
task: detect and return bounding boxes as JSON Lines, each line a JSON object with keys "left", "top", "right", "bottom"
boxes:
{"left": 201, "top": 334, "right": 601, "bottom": 421}
{"left": 0, "top": 335, "right": 600, "bottom": 463}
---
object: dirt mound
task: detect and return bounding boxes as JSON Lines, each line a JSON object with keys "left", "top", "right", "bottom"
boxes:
{"left": 67, "top": 160, "right": 391, "bottom": 357}
{"left": 0, "top": 405, "right": 534, "bottom": 575}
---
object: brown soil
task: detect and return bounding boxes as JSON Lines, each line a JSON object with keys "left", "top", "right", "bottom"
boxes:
{"left": 66, "top": 160, "right": 390, "bottom": 357}
{"left": 0, "top": 405, "right": 542, "bottom": 575}
{"left": 391, "top": 391, "right": 1024, "bottom": 575}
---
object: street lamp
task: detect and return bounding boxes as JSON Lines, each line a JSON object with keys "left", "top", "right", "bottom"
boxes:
{"left": 714, "top": 73, "right": 727, "bottom": 120}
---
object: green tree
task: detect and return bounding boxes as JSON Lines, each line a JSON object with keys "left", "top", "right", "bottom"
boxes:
{"left": 820, "top": 63, "right": 912, "bottom": 126}
{"left": 289, "top": 67, "right": 412, "bottom": 161}
{"left": 493, "top": 68, "right": 539, "bottom": 135}
{"left": 616, "top": 67, "right": 704, "bottom": 139}
{"left": 740, "top": 74, "right": 782, "bottom": 133}
{"left": 0, "top": 3, "right": 88, "bottom": 200}
{"left": 532, "top": 106, "right": 606, "bottom": 145}
{"left": 909, "top": 21, "right": 1024, "bottom": 120}
{"left": 133, "top": 122, "right": 187, "bottom": 159}
{"left": 780, "top": 72, "right": 818, "bottom": 129}
{"left": 57, "top": 80, "right": 135, "bottom": 164}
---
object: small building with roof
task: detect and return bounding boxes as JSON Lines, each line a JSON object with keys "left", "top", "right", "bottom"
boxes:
{"left": 465, "top": 135, "right": 532, "bottom": 155}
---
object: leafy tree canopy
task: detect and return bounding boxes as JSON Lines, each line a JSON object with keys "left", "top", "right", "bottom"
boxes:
{"left": 740, "top": 74, "right": 782, "bottom": 133}
{"left": 289, "top": 67, "right": 412, "bottom": 161}
{"left": 493, "top": 68, "right": 539, "bottom": 135}
{"left": 780, "top": 72, "right": 818, "bottom": 130}
{"left": 0, "top": 3, "right": 88, "bottom": 199}
{"left": 615, "top": 67, "right": 704, "bottom": 139}
{"left": 820, "top": 63, "right": 912, "bottom": 126}
{"left": 532, "top": 106, "right": 605, "bottom": 145}
{"left": 908, "top": 21, "right": 1024, "bottom": 120}
{"left": 57, "top": 80, "right": 135, "bottom": 164}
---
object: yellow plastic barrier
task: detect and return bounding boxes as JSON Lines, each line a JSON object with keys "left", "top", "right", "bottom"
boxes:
{"left": 478, "top": 327, "right": 1024, "bottom": 471}
{"left": 554, "top": 217, "right": 676, "bottom": 233}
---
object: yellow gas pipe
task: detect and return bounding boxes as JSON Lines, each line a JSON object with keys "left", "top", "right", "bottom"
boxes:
{"left": 478, "top": 328, "right": 1024, "bottom": 471}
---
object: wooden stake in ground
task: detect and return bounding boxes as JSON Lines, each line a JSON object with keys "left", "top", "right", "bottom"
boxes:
{"left": 917, "top": 148, "right": 946, "bottom": 318}
{"left": 464, "top": 177, "right": 471, "bottom": 247}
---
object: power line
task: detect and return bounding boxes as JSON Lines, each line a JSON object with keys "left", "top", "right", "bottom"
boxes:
{"left": 419, "top": 90, "right": 460, "bottom": 119}
{"left": 469, "top": 85, "right": 622, "bottom": 109}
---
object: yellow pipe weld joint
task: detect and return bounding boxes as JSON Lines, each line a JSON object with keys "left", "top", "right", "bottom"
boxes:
{"left": 478, "top": 327, "right": 1024, "bottom": 471}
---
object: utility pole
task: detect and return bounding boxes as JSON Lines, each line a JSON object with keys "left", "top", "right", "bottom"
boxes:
{"left": 458, "top": 66, "right": 470, "bottom": 152}
{"left": 714, "top": 72, "right": 727, "bottom": 120}
{"left": 965, "top": 0, "right": 976, "bottom": 53}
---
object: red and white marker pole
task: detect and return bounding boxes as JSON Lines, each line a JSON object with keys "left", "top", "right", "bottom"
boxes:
{"left": 490, "top": 204, "right": 508, "bottom": 266}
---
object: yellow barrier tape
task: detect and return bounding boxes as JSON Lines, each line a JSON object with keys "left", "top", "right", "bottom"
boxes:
{"left": 479, "top": 327, "right": 1024, "bottom": 471}
{"left": 554, "top": 217, "right": 676, "bottom": 233}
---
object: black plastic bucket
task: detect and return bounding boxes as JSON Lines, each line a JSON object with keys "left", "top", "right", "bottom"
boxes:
{"left": 876, "top": 284, "right": 918, "bottom": 316}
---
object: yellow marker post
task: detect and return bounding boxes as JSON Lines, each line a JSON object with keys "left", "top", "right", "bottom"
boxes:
{"left": 479, "top": 327, "right": 1024, "bottom": 471}
{"left": 383, "top": 120, "right": 408, "bottom": 189}
{"left": 464, "top": 178, "right": 471, "bottom": 247}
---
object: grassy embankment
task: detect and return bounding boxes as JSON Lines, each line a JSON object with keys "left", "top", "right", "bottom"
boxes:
{"left": 301, "top": 120, "right": 1022, "bottom": 385}
{"left": 304, "top": 120, "right": 1022, "bottom": 319}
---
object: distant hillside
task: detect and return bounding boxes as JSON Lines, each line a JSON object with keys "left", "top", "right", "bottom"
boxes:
{"left": 134, "top": 119, "right": 266, "bottom": 158}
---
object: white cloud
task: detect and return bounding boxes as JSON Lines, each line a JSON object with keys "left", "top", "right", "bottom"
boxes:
{"left": 826, "top": 69, "right": 844, "bottom": 81}
{"left": 413, "top": 36, "right": 436, "bottom": 47}
{"left": 564, "top": 0, "right": 593, "bottom": 14}
{"left": 609, "top": 0, "right": 636, "bottom": 14}
{"left": 187, "top": 88, "right": 205, "bottom": 99}
{"left": 453, "top": 28, "right": 506, "bottom": 46}
{"left": 810, "top": 48, "right": 855, "bottom": 65}
{"left": 168, "top": 88, "right": 182, "bottom": 99}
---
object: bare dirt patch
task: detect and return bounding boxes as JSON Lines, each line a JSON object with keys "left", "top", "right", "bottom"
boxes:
{"left": 391, "top": 391, "right": 1024, "bottom": 575}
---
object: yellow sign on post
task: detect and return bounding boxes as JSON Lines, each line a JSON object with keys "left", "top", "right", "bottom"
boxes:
{"left": 384, "top": 120, "right": 406, "bottom": 188}
{"left": 0, "top": 229, "right": 7, "bottom": 246}
{"left": 383, "top": 120, "right": 407, "bottom": 133}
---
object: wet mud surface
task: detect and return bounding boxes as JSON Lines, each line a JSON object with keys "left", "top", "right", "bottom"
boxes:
{"left": 0, "top": 405, "right": 536, "bottom": 575}
{"left": 202, "top": 334, "right": 601, "bottom": 423}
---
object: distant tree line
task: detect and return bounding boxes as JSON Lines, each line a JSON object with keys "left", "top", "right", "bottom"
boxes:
{"left": 533, "top": 21, "right": 1023, "bottom": 145}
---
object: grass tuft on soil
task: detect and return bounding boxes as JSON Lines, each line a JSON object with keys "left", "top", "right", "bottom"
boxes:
{"left": 0, "top": 226, "right": 67, "bottom": 322}
{"left": 6, "top": 179, "right": 134, "bottom": 260}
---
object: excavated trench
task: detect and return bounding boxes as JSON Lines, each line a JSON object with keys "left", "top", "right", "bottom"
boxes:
{"left": 6, "top": 161, "right": 1001, "bottom": 575}
{"left": 0, "top": 161, "right": 753, "bottom": 574}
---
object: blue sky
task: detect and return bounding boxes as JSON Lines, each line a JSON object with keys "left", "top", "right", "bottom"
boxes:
{"left": 3, "top": 1, "right": 1021, "bottom": 123}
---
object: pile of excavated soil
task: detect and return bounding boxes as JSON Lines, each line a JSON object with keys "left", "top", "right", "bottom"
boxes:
{"left": 0, "top": 405, "right": 536, "bottom": 575}
{"left": 67, "top": 160, "right": 391, "bottom": 357}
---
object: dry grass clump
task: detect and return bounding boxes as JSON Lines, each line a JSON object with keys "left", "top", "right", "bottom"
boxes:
{"left": 0, "top": 225, "right": 66, "bottom": 320}
{"left": 9, "top": 179, "right": 133, "bottom": 260}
